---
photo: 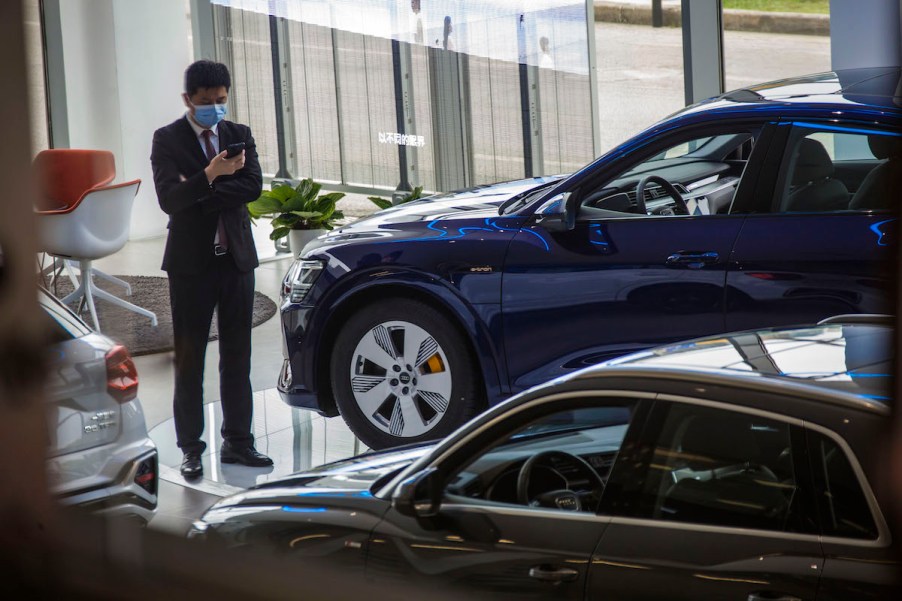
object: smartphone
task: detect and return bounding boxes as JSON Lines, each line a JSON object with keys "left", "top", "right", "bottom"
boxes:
{"left": 225, "top": 142, "right": 245, "bottom": 158}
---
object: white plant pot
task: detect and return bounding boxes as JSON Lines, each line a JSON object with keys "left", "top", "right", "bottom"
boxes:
{"left": 288, "top": 228, "right": 325, "bottom": 257}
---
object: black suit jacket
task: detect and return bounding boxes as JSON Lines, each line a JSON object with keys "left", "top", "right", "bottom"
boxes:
{"left": 151, "top": 117, "right": 262, "bottom": 274}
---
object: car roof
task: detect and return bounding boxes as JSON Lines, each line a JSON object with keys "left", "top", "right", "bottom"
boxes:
{"left": 563, "top": 320, "right": 893, "bottom": 417}
{"left": 684, "top": 67, "right": 902, "bottom": 118}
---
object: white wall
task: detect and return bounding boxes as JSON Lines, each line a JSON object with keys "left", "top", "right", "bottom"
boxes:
{"left": 830, "top": 0, "right": 902, "bottom": 70}
{"left": 58, "top": 0, "right": 194, "bottom": 239}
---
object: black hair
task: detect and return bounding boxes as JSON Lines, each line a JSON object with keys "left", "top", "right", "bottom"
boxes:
{"left": 184, "top": 60, "right": 231, "bottom": 96}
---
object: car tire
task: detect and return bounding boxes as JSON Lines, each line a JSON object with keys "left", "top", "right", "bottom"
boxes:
{"left": 331, "top": 298, "right": 483, "bottom": 450}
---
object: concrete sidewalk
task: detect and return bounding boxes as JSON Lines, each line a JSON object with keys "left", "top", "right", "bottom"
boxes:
{"left": 595, "top": 0, "right": 829, "bottom": 36}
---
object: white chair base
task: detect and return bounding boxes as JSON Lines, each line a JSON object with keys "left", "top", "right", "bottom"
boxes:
{"left": 60, "top": 259, "right": 158, "bottom": 331}
{"left": 42, "top": 255, "right": 132, "bottom": 296}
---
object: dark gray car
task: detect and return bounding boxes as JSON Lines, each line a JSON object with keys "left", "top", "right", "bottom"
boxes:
{"left": 192, "top": 316, "right": 898, "bottom": 600}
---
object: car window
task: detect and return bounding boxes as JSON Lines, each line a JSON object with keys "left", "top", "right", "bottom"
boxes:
{"left": 807, "top": 131, "right": 877, "bottom": 161}
{"left": 580, "top": 128, "right": 761, "bottom": 218}
{"left": 622, "top": 402, "right": 802, "bottom": 532}
{"left": 647, "top": 137, "right": 714, "bottom": 161}
{"left": 38, "top": 290, "right": 89, "bottom": 342}
{"left": 443, "top": 400, "right": 639, "bottom": 513}
{"left": 807, "top": 430, "right": 878, "bottom": 540}
{"left": 775, "top": 125, "right": 901, "bottom": 213}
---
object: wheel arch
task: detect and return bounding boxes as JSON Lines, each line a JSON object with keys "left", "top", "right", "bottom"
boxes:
{"left": 314, "top": 276, "right": 506, "bottom": 417}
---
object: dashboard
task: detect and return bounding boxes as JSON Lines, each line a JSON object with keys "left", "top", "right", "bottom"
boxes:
{"left": 444, "top": 425, "right": 627, "bottom": 512}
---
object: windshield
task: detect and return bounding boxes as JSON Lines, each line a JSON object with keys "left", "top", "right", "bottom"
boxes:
{"left": 498, "top": 180, "right": 561, "bottom": 215}
{"left": 512, "top": 405, "right": 633, "bottom": 440}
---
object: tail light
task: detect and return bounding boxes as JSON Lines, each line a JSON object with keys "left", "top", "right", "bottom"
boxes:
{"left": 106, "top": 344, "right": 138, "bottom": 403}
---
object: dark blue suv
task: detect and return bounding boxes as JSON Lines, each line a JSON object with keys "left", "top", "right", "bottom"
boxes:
{"left": 278, "top": 68, "right": 900, "bottom": 449}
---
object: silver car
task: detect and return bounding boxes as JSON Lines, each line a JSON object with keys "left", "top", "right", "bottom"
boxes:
{"left": 40, "top": 288, "right": 157, "bottom": 525}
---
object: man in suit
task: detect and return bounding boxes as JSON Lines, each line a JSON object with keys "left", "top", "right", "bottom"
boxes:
{"left": 151, "top": 60, "right": 272, "bottom": 477}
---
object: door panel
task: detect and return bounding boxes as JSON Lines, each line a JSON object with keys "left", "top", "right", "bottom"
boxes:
{"left": 725, "top": 213, "right": 895, "bottom": 332}
{"left": 589, "top": 520, "right": 823, "bottom": 601}
{"left": 502, "top": 216, "right": 744, "bottom": 391}
{"left": 366, "top": 503, "right": 607, "bottom": 599}
{"left": 589, "top": 399, "right": 823, "bottom": 600}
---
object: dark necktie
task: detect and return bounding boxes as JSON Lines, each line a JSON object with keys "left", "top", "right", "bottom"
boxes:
{"left": 201, "top": 129, "right": 228, "bottom": 251}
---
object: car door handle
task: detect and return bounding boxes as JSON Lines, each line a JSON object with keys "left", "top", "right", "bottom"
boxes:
{"left": 528, "top": 565, "right": 579, "bottom": 583}
{"left": 747, "top": 593, "right": 802, "bottom": 601}
{"left": 666, "top": 251, "right": 719, "bottom": 268}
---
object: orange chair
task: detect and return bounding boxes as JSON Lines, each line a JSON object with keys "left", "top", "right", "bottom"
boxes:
{"left": 33, "top": 149, "right": 116, "bottom": 211}
{"left": 35, "top": 149, "right": 157, "bottom": 331}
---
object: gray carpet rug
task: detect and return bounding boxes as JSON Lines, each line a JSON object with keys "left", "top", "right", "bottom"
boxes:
{"left": 45, "top": 275, "right": 278, "bottom": 356}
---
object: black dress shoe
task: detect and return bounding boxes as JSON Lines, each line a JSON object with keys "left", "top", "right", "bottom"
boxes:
{"left": 180, "top": 453, "right": 203, "bottom": 478}
{"left": 220, "top": 444, "right": 273, "bottom": 467}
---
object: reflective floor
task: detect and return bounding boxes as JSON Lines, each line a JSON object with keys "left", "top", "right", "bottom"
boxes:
{"left": 82, "top": 193, "right": 380, "bottom": 535}
{"left": 150, "top": 388, "right": 369, "bottom": 496}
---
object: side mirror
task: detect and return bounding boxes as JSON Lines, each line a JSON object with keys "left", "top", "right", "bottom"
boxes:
{"left": 392, "top": 467, "right": 441, "bottom": 518}
{"left": 534, "top": 192, "right": 576, "bottom": 232}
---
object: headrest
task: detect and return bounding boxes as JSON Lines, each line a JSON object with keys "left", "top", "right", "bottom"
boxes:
{"left": 868, "top": 134, "right": 902, "bottom": 160}
{"left": 678, "top": 414, "right": 759, "bottom": 470}
{"left": 792, "top": 138, "right": 833, "bottom": 185}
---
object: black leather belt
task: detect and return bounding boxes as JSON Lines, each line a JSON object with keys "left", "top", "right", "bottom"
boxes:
{"left": 214, "top": 244, "right": 228, "bottom": 256}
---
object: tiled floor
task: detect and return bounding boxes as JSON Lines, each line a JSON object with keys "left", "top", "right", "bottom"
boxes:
{"left": 87, "top": 193, "right": 376, "bottom": 536}
{"left": 149, "top": 390, "right": 368, "bottom": 534}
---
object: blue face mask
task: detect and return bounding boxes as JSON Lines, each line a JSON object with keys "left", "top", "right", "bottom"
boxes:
{"left": 192, "top": 102, "right": 227, "bottom": 128}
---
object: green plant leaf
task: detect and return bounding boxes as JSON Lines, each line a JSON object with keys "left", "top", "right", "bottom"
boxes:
{"left": 290, "top": 210, "right": 321, "bottom": 219}
{"left": 309, "top": 182, "right": 323, "bottom": 199}
{"left": 266, "top": 185, "right": 296, "bottom": 202}
{"left": 368, "top": 196, "right": 392, "bottom": 210}
{"left": 271, "top": 214, "right": 300, "bottom": 228}
{"left": 282, "top": 195, "right": 305, "bottom": 212}
{"left": 319, "top": 191, "right": 345, "bottom": 203}
{"left": 295, "top": 178, "right": 314, "bottom": 199}
{"left": 270, "top": 226, "right": 291, "bottom": 240}
{"left": 246, "top": 196, "right": 283, "bottom": 218}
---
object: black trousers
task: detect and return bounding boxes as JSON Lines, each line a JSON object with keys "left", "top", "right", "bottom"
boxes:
{"left": 168, "top": 254, "right": 255, "bottom": 455}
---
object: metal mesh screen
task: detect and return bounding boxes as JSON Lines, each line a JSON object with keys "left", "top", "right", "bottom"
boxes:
{"left": 213, "top": 5, "right": 279, "bottom": 175}
{"left": 210, "top": 1, "right": 596, "bottom": 191}
{"left": 286, "top": 22, "right": 342, "bottom": 182}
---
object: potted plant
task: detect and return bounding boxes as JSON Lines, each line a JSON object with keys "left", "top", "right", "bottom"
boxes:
{"left": 367, "top": 185, "right": 425, "bottom": 210}
{"left": 247, "top": 178, "right": 345, "bottom": 254}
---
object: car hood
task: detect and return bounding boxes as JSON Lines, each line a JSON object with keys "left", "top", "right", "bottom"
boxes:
{"left": 206, "top": 443, "right": 433, "bottom": 511}
{"left": 301, "top": 175, "right": 563, "bottom": 255}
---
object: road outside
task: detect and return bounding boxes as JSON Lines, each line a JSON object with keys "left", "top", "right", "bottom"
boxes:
{"left": 594, "top": 19, "right": 830, "bottom": 153}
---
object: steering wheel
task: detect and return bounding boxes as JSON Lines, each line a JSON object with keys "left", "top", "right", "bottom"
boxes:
{"left": 516, "top": 450, "right": 605, "bottom": 512}
{"left": 635, "top": 175, "right": 689, "bottom": 215}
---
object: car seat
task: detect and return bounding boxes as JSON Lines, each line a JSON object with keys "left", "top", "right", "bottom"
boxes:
{"left": 786, "top": 138, "right": 849, "bottom": 212}
{"left": 659, "top": 414, "right": 788, "bottom": 529}
{"left": 848, "top": 134, "right": 901, "bottom": 211}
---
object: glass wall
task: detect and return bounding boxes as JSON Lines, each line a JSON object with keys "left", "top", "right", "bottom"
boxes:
{"left": 723, "top": 1, "right": 830, "bottom": 92}
{"left": 210, "top": 0, "right": 598, "bottom": 192}
{"left": 213, "top": 6, "right": 280, "bottom": 175}
{"left": 593, "top": 6, "right": 685, "bottom": 153}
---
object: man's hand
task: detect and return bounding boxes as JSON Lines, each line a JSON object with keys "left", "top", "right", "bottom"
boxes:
{"left": 204, "top": 149, "right": 245, "bottom": 184}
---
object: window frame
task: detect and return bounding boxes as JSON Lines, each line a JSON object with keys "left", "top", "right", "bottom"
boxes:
{"left": 603, "top": 395, "right": 812, "bottom": 534}
{"left": 555, "top": 119, "right": 779, "bottom": 221}
{"left": 389, "top": 390, "right": 654, "bottom": 518}
{"left": 598, "top": 393, "right": 836, "bottom": 541}
{"left": 803, "top": 421, "right": 888, "bottom": 545}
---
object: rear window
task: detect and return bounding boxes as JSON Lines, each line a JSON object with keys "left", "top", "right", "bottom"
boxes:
{"left": 39, "top": 289, "right": 90, "bottom": 341}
